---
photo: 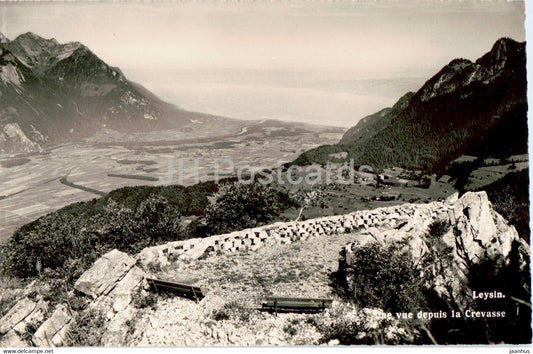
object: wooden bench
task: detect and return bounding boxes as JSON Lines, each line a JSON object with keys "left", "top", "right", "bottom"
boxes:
{"left": 259, "top": 296, "right": 333, "bottom": 315}
{"left": 145, "top": 277, "right": 205, "bottom": 302}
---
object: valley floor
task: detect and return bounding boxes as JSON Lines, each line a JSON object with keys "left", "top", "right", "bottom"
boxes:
{"left": 0, "top": 123, "right": 341, "bottom": 243}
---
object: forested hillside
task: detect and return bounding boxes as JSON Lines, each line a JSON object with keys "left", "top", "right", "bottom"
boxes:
{"left": 294, "top": 38, "right": 527, "bottom": 173}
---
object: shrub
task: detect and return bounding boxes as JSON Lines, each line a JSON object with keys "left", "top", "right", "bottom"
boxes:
{"left": 318, "top": 318, "right": 375, "bottom": 345}
{"left": 0, "top": 276, "right": 22, "bottom": 289}
{"left": 39, "top": 271, "right": 72, "bottom": 306}
{"left": 65, "top": 310, "right": 107, "bottom": 346}
{"left": 1, "top": 196, "right": 182, "bottom": 278}
{"left": 20, "top": 322, "right": 40, "bottom": 343}
{"left": 283, "top": 324, "right": 298, "bottom": 336}
{"left": 146, "top": 261, "right": 162, "bottom": 274}
{"left": 305, "top": 316, "right": 319, "bottom": 327}
{"left": 341, "top": 242, "right": 426, "bottom": 313}
{"left": 205, "top": 182, "right": 294, "bottom": 235}
{"left": 211, "top": 301, "right": 252, "bottom": 323}
{"left": 125, "top": 319, "right": 136, "bottom": 336}
{"left": 102, "top": 181, "right": 218, "bottom": 216}
{"left": 316, "top": 311, "right": 417, "bottom": 345}
{"left": 211, "top": 309, "right": 230, "bottom": 321}
{"left": 68, "top": 295, "right": 89, "bottom": 312}
{"left": 132, "top": 287, "right": 158, "bottom": 310}
{"left": 428, "top": 220, "right": 449, "bottom": 239}
{"left": 185, "top": 219, "right": 209, "bottom": 239}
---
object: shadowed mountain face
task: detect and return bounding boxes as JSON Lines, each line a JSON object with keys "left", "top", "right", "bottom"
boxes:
{"left": 0, "top": 32, "right": 212, "bottom": 154}
{"left": 294, "top": 38, "right": 527, "bottom": 172}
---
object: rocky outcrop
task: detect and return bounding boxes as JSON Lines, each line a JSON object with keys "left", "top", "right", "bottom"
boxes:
{"left": 74, "top": 249, "right": 136, "bottom": 299}
{"left": 70, "top": 252, "right": 147, "bottom": 346}
{"left": 341, "top": 191, "right": 528, "bottom": 312}
{"left": 106, "top": 266, "right": 145, "bottom": 313}
{"left": 449, "top": 191, "right": 518, "bottom": 266}
{"left": 12, "top": 299, "right": 48, "bottom": 334}
{"left": 32, "top": 305, "right": 73, "bottom": 347}
{"left": 0, "top": 296, "right": 49, "bottom": 347}
{"left": 0, "top": 250, "right": 147, "bottom": 348}
{"left": 0, "top": 298, "right": 38, "bottom": 334}
{"left": 343, "top": 191, "right": 524, "bottom": 266}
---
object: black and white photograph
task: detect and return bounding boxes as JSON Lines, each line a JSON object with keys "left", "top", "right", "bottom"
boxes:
{"left": 0, "top": 0, "right": 530, "bottom": 349}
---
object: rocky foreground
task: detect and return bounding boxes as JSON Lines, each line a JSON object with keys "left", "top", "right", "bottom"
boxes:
{"left": 0, "top": 191, "right": 529, "bottom": 346}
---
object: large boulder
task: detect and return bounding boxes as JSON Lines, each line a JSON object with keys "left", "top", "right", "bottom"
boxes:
{"left": 32, "top": 305, "right": 73, "bottom": 347}
{"left": 13, "top": 299, "right": 48, "bottom": 333}
{"left": 74, "top": 249, "right": 136, "bottom": 299}
{"left": 0, "top": 297, "right": 36, "bottom": 334}
{"left": 0, "top": 330, "right": 27, "bottom": 347}
{"left": 449, "top": 191, "right": 520, "bottom": 266}
{"left": 107, "top": 266, "right": 145, "bottom": 312}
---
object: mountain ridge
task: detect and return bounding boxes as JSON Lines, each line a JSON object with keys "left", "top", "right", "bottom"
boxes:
{"left": 0, "top": 32, "right": 219, "bottom": 154}
{"left": 293, "top": 37, "right": 527, "bottom": 172}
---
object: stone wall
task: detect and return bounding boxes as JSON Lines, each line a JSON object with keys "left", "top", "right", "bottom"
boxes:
{"left": 342, "top": 191, "right": 528, "bottom": 270}
{"left": 137, "top": 196, "right": 453, "bottom": 267}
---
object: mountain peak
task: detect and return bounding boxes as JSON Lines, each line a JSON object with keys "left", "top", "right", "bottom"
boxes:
{"left": 0, "top": 30, "right": 203, "bottom": 154}
{"left": 15, "top": 32, "right": 44, "bottom": 41}
{"left": 416, "top": 38, "right": 525, "bottom": 103}
{"left": 476, "top": 37, "right": 524, "bottom": 67}
{"left": 6, "top": 33, "right": 88, "bottom": 77}
{"left": 492, "top": 37, "right": 522, "bottom": 51}
{"left": 0, "top": 32, "right": 8, "bottom": 44}
{"left": 294, "top": 38, "right": 527, "bottom": 172}
{"left": 14, "top": 32, "right": 60, "bottom": 47}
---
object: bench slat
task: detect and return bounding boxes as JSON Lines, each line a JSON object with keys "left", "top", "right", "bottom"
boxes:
{"left": 265, "top": 298, "right": 332, "bottom": 305}
{"left": 146, "top": 278, "right": 205, "bottom": 301}
{"left": 265, "top": 297, "right": 331, "bottom": 302}
{"left": 265, "top": 298, "right": 332, "bottom": 304}
{"left": 146, "top": 278, "right": 202, "bottom": 292}
{"left": 261, "top": 296, "right": 332, "bottom": 314}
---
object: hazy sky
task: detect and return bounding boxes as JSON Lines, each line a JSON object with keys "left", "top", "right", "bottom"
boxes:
{"left": 0, "top": 0, "right": 526, "bottom": 126}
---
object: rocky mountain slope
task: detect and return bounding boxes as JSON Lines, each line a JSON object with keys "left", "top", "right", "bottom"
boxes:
{"left": 0, "top": 191, "right": 529, "bottom": 346}
{"left": 294, "top": 38, "right": 527, "bottom": 171}
{"left": 0, "top": 32, "right": 215, "bottom": 154}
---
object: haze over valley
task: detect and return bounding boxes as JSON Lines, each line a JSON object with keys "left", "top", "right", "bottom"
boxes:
{"left": 136, "top": 69, "right": 424, "bottom": 127}
{"left": 1, "top": 0, "right": 525, "bottom": 127}
{"left": 0, "top": 1, "right": 530, "bottom": 348}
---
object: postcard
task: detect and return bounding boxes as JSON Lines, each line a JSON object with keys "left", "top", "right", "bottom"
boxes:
{"left": 0, "top": 0, "right": 529, "bottom": 349}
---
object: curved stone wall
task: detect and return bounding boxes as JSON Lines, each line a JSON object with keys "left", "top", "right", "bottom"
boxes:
{"left": 137, "top": 196, "right": 453, "bottom": 267}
